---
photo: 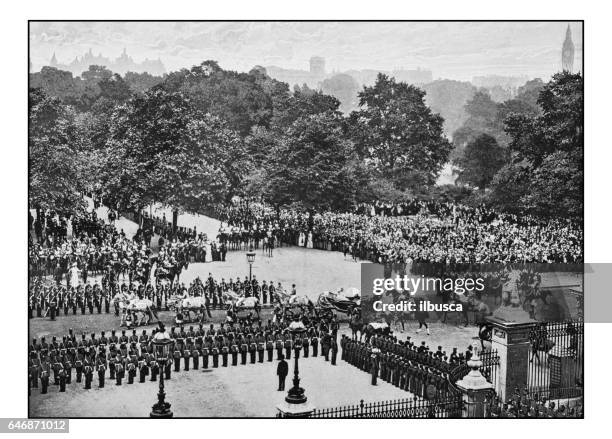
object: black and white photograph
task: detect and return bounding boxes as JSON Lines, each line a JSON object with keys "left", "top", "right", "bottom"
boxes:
{"left": 22, "top": 19, "right": 587, "bottom": 419}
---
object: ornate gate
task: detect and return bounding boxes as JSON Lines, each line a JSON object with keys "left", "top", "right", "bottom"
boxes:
{"left": 527, "top": 320, "right": 583, "bottom": 399}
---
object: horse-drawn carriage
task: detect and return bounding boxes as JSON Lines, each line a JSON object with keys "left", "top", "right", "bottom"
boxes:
{"left": 167, "top": 277, "right": 208, "bottom": 324}
{"left": 315, "top": 288, "right": 361, "bottom": 320}
{"left": 227, "top": 296, "right": 261, "bottom": 324}
{"left": 111, "top": 288, "right": 159, "bottom": 327}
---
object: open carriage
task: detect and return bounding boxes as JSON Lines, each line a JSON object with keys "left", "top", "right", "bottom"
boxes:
{"left": 226, "top": 296, "right": 261, "bottom": 324}
{"left": 316, "top": 288, "right": 361, "bottom": 319}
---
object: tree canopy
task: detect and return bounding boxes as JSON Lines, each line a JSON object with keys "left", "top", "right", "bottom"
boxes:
{"left": 349, "top": 73, "right": 452, "bottom": 190}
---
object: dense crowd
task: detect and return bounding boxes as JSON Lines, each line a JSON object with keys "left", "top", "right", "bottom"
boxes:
{"left": 29, "top": 209, "right": 205, "bottom": 288}
{"left": 214, "top": 200, "right": 583, "bottom": 264}
{"left": 487, "top": 388, "right": 583, "bottom": 418}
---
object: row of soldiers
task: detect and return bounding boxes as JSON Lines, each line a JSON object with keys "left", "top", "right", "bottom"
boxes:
{"left": 29, "top": 283, "right": 112, "bottom": 319}
{"left": 340, "top": 335, "right": 456, "bottom": 401}
{"left": 29, "top": 320, "right": 340, "bottom": 395}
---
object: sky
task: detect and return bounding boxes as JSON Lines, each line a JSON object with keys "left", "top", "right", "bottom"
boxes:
{"left": 29, "top": 21, "right": 583, "bottom": 81}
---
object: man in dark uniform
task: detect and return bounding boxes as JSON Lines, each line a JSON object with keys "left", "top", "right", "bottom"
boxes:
{"left": 302, "top": 336, "right": 310, "bottom": 358}
{"left": 83, "top": 357, "right": 93, "bottom": 390}
{"left": 370, "top": 352, "right": 379, "bottom": 386}
{"left": 331, "top": 339, "right": 338, "bottom": 365}
{"left": 40, "top": 357, "right": 50, "bottom": 394}
{"left": 284, "top": 337, "right": 292, "bottom": 360}
{"left": 74, "top": 347, "right": 84, "bottom": 383}
{"left": 257, "top": 342, "right": 265, "bottom": 363}
{"left": 150, "top": 357, "right": 159, "bottom": 382}
{"left": 139, "top": 355, "right": 149, "bottom": 383}
{"left": 29, "top": 351, "right": 40, "bottom": 389}
{"left": 240, "top": 342, "right": 248, "bottom": 365}
{"left": 221, "top": 345, "right": 229, "bottom": 367}
{"left": 127, "top": 355, "right": 137, "bottom": 384}
{"left": 266, "top": 340, "right": 274, "bottom": 362}
{"left": 173, "top": 346, "right": 181, "bottom": 372}
{"left": 58, "top": 364, "right": 67, "bottom": 392}
{"left": 49, "top": 295, "right": 57, "bottom": 320}
{"left": 322, "top": 333, "right": 331, "bottom": 361}
{"left": 63, "top": 352, "right": 72, "bottom": 384}
{"left": 249, "top": 341, "right": 257, "bottom": 364}
{"left": 115, "top": 355, "right": 124, "bottom": 386}
{"left": 183, "top": 347, "right": 190, "bottom": 371}
{"left": 201, "top": 346, "right": 209, "bottom": 369}
{"left": 97, "top": 355, "right": 106, "bottom": 388}
{"left": 230, "top": 342, "right": 239, "bottom": 366}
{"left": 277, "top": 355, "right": 288, "bottom": 391}
{"left": 211, "top": 344, "right": 220, "bottom": 368}
{"left": 275, "top": 339, "right": 283, "bottom": 360}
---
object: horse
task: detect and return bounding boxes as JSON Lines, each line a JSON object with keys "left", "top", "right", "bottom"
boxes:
{"left": 262, "top": 236, "right": 274, "bottom": 257}
{"left": 112, "top": 295, "right": 158, "bottom": 326}
{"left": 171, "top": 296, "right": 208, "bottom": 324}
{"left": 349, "top": 309, "right": 365, "bottom": 341}
{"left": 362, "top": 322, "right": 391, "bottom": 344}
{"left": 280, "top": 295, "right": 313, "bottom": 321}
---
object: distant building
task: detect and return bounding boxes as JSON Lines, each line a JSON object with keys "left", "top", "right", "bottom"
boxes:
{"left": 471, "top": 74, "right": 528, "bottom": 89}
{"left": 265, "top": 58, "right": 435, "bottom": 113}
{"left": 43, "top": 48, "right": 166, "bottom": 76}
{"left": 562, "top": 24, "right": 575, "bottom": 73}
{"left": 390, "top": 67, "right": 433, "bottom": 85}
{"left": 309, "top": 56, "right": 326, "bottom": 77}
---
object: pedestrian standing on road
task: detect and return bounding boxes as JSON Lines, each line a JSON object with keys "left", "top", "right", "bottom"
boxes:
{"left": 277, "top": 354, "right": 288, "bottom": 391}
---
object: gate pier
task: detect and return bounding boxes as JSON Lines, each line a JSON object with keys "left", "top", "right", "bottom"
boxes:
{"left": 486, "top": 312, "right": 536, "bottom": 402}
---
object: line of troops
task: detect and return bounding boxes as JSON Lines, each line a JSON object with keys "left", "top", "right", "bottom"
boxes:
{"left": 340, "top": 334, "right": 462, "bottom": 401}
{"left": 29, "top": 321, "right": 340, "bottom": 395}
{"left": 29, "top": 272, "right": 293, "bottom": 322}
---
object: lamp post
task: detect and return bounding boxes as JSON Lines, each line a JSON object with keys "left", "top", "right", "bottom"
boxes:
{"left": 246, "top": 248, "right": 256, "bottom": 282}
{"left": 285, "top": 321, "right": 308, "bottom": 405}
{"left": 276, "top": 320, "right": 315, "bottom": 417}
{"left": 150, "top": 323, "right": 173, "bottom": 418}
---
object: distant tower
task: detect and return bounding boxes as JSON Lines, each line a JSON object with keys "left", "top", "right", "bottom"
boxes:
{"left": 562, "top": 24, "right": 575, "bottom": 72}
{"left": 309, "top": 56, "right": 326, "bottom": 77}
{"left": 50, "top": 52, "right": 58, "bottom": 66}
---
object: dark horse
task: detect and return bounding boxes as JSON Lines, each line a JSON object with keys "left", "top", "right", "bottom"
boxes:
{"left": 349, "top": 308, "right": 365, "bottom": 341}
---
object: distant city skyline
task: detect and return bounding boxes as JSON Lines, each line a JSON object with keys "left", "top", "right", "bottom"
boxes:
{"left": 29, "top": 21, "right": 582, "bottom": 81}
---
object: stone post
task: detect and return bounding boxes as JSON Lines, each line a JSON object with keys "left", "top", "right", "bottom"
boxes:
{"left": 455, "top": 344, "right": 494, "bottom": 418}
{"left": 486, "top": 308, "right": 536, "bottom": 402}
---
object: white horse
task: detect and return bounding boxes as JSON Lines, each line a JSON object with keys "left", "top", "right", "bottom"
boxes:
{"left": 171, "top": 296, "right": 208, "bottom": 323}
{"left": 112, "top": 295, "right": 158, "bottom": 326}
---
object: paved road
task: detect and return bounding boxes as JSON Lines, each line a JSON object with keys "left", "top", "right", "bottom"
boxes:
{"left": 29, "top": 348, "right": 412, "bottom": 417}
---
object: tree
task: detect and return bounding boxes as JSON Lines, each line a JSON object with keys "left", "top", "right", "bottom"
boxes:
{"left": 98, "top": 73, "right": 132, "bottom": 103}
{"left": 350, "top": 73, "right": 452, "bottom": 189}
{"left": 271, "top": 85, "right": 341, "bottom": 130}
{"left": 162, "top": 61, "right": 273, "bottom": 136}
{"left": 489, "top": 72, "right": 583, "bottom": 218}
{"left": 454, "top": 134, "right": 507, "bottom": 189}
{"left": 29, "top": 88, "right": 88, "bottom": 212}
{"left": 124, "top": 71, "right": 163, "bottom": 94}
{"left": 262, "top": 112, "right": 362, "bottom": 215}
{"left": 102, "top": 87, "right": 248, "bottom": 228}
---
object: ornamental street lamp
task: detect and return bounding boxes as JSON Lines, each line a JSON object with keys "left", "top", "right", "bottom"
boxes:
{"left": 150, "top": 323, "right": 173, "bottom": 418}
{"left": 246, "top": 248, "right": 256, "bottom": 282}
{"left": 285, "top": 321, "right": 308, "bottom": 405}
